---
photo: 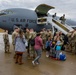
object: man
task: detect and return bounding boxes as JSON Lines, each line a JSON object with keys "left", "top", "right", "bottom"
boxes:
{"left": 29, "top": 29, "right": 36, "bottom": 59}
{"left": 3, "top": 30, "right": 10, "bottom": 53}
{"left": 60, "top": 14, "right": 66, "bottom": 24}
{"left": 52, "top": 13, "right": 57, "bottom": 20}
{"left": 71, "top": 29, "right": 76, "bottom": 54}
{"left": 24, "top": 28, "right": 31, "bottom": 59}
{"left": 40, "top": 28, "right": 47, "bottom": 50}
{"left": 66, "top": 32, "right": 72, "bottom": 52}
{"left": 12, "top": 27, "right": 20, "bottom": 58}
{"left": 46, "top": 29, "right": 53, "bottom": 39}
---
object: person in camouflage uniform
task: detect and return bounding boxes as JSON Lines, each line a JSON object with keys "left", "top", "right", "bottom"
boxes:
{"left": 40, "top": 28, "right": 47, "bottom": 50}
{"left": 24, "top": 28, "right": 31, "bottom": 59}
{"left": 12, "top": 28, "right": 19, "bottom": 50}
{"left": 46, "top": 29, "right": 53, "bottom": 40}
{"left": 60, "top": 14, "right": 66, "bottom": 24}
{"left": 3, "top": 30, "right": 10, "bottom": 53}
{"left": 66, "top": 32, "right": 72, "bottom": 52}
{"left": 29, "top": 29, "right": 36, "bottom": 59}
{"left": 12, "top": 28, "right": 19, "bottom": 58}
{"left": 71, "top": 29, "right": 76, "bottom": 54}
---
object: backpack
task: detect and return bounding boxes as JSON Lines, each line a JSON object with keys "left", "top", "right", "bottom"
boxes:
{"left": 59, "top": 17, "right": 62, "bottom": 20}
{"left": 30, "top": 38, "right": 35, "bottom": 46}
{"left": 59, "top": 54, "right": 66, "bottom": 61}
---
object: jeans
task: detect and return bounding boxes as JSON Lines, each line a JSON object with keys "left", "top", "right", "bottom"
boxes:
{"left": 33, "top": 49, "right": 42, "bottom": 63}
{"left": 56, "top": 50, "right": 60, "bottom": 59}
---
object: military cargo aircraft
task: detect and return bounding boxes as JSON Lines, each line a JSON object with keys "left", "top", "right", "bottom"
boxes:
{"left": 0, "top": 4, "right": 55, "bottom": 33}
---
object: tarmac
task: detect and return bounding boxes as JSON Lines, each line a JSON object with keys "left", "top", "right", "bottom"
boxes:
{"left": 0, "top": 33, "right": 76, "bottom": 75}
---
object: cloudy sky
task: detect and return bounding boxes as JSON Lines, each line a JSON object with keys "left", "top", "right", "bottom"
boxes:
{"left": 0, "top": 0, "right": 76, "bottom": 21}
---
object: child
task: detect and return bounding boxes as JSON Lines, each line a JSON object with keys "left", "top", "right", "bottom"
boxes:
{"left": 45, "top": 37, "right": 52, "bottom": 57}
{"left": 15, "top": 30, "right": 26, "bottom": 65}
{"left": 50, "top": 41, "right": 56, "bottom": 58}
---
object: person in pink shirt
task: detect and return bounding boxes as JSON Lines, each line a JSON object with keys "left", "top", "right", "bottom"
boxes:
{"left": 32, "top": 33, "right": 43, "bottom": 65}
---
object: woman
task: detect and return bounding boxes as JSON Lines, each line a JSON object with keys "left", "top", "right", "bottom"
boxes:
{"left": 55, "top": 38, "right": 62, "bottom": 59}
{"left": 15, "top": 30, "right": 26, "bottom": 65}
{"left": 32, "top": 33, "right": 43, "bottom": 65}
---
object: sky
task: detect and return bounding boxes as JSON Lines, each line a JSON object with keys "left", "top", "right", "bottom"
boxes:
{"left": 0, "top": 0, "right": 76, "bottom": 21}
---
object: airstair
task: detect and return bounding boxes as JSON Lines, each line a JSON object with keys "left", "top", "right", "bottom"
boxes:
{"left": 37, "top": 17, "right": 74, "bottom": 35}
{"left": 51, "top": 19, "right": 74, "bottom": 35}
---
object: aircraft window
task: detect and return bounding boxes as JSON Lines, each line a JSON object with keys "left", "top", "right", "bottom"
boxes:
{"left": 0, "top": 10, "right": 13, "bottom": 16}
{"left": 0, "top": 10, "right": 6, "bottom": 15}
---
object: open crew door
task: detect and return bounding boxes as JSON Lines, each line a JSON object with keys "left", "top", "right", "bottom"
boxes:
{"left": 35, "top": 4, "right": 55, "bottom": 17}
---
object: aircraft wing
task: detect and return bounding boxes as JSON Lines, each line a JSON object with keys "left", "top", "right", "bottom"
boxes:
{"left": 35, "top": 4, "right": 55, "bottom": 17}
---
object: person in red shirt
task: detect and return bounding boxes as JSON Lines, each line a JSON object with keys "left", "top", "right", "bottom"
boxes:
{"left": 32, "top": 33, "right": 43, "bottom": 65}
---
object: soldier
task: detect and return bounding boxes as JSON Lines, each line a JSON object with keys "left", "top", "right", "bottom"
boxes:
{"left": 29, "top": 29, "right": 36, "bottom": 59}
{"left": 25, "top": 28, "right": 30, "bottom": 41}
{"left": 60, "top": 14, "right": 66, "bottom": 24}
{"left": 66, "top": 32, "right": 72, "bottom": 52}
{"left": 40, "top": 28, "right": 47, "bottom": 50}
{"left": 3, "top": 30, "right": 10, "bottom": 53}
{"left": 12, "top": 28, "right": 19, "bottom": 49}
{"left": 71, "top": 29, "right": 76, "bottom": 54}
{"left": 12, "top": 27, "right": 20, "bottom": 58}
{"left": 52, "top": 13, "right": 57, "bottom": 20}
{"left": 46, "top": 29, "right": 53, "bottom": 39}
{"left": 24, "top": 28, "right": 31, "bottom": 59}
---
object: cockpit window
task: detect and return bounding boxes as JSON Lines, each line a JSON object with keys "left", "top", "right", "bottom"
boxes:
{"left": 0, "top": 10, "right": 13, "bottom": 16}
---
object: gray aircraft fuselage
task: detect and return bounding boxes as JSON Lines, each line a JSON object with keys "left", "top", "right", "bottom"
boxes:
{"left": 0, "top": 8, "right": 52, "bottom": 33}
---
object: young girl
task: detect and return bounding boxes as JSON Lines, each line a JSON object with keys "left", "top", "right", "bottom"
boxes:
{"left": 15, "top": 30, "right": 26, "bottom": 65}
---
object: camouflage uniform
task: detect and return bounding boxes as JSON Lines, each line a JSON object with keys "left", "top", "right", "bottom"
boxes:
{"left": 29, "top": 31, "right": 36, "bottom": 59}
{"left": 41, "top": 31, "right": 47, "bottom": 50}
{"left": 24, "top": 31, "right": 31, "bottom": 59}
{"left": 3, "top": 32, "right": 10, "bottom": 53}
{"left": 25, "top": 31, "right": 30, "bottom": 41}
{"left": 12, "top": 31, "right": 18, "bottom": 50}
{"left": 47, "top": 30, "right": 53, "bottom": 39}
{"left": 60, "top": 14, "right": 66, "bottom": 24}
{"left": 66, "top": 32, "right": 72, "bottom": 52}
{"left": 71, "top": 31, "right": 76, "bottom": 54}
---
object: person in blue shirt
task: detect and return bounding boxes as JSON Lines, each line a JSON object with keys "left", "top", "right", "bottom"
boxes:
{"left": 55, "top": 39, "right": 63, "bottom": 59}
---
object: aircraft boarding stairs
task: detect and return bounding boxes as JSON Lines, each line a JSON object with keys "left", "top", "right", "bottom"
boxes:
{"left": 37, "top": 17, "right": 74, "bottom": 35}
{"left": 51, "top": 19, "right": 74, "bottom": 35}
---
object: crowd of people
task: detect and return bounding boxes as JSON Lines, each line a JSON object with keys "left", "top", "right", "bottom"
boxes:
{"left": 3, "top": 27, "right": 76, "bottom": 65}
